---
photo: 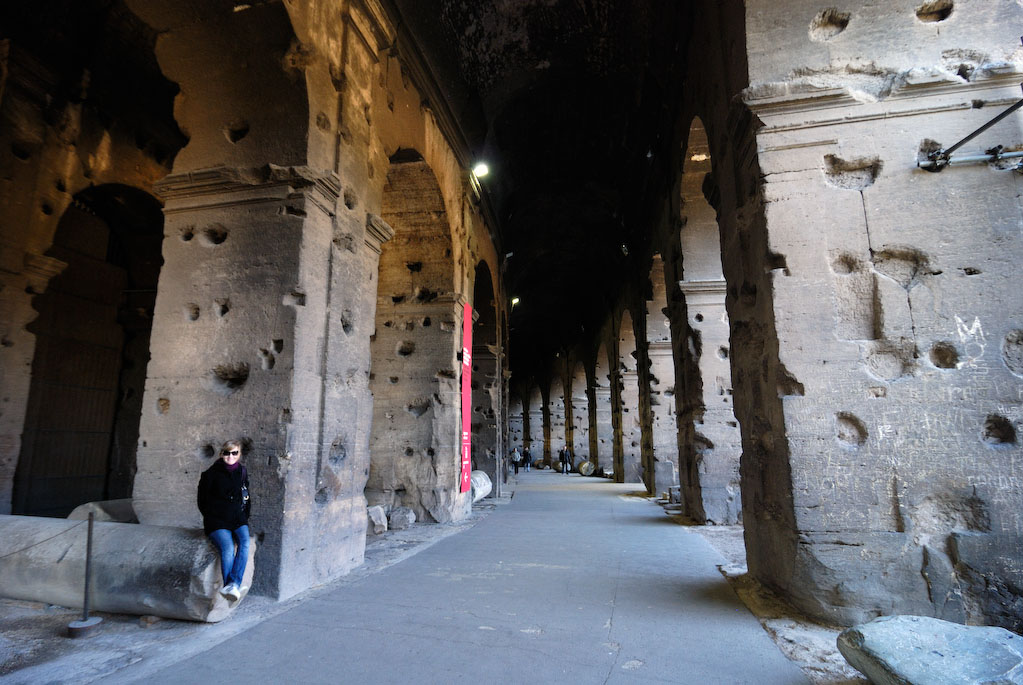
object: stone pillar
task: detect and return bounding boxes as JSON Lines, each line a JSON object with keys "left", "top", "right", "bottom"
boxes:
{"left": 134, "top": 167, "right": 372, "bottom": 600}
{"left": 633, "top": 306, "right": 657, "bottom": 493}
{"left": 368, "top": 294, "right": 468, "bottom": 523}
{"left": 680, "top": 280, "right": 741, "bottom": 523}
{"left": 571, "top": 376, "right": 589, "bottom": 461}
{"left": 742, "top": 0, "right": 1023, "bottom": 627}
{"left": 609, "top": 363, "right": 625, "bottom": 483}
{"left": 647, "top": 256, "right": 679, "bottom": 495}
{"left": 593, "top": 385, "right": 613, "bottom": 472}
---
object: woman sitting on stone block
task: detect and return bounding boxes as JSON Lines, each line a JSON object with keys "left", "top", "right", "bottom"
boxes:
{"left": 197, "top": 439, "right": 251, "bottom": 601}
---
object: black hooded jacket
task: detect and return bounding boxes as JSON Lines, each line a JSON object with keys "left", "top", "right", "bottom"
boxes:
{"left": 197, "top": 459, "right": 250, "bottom": 535}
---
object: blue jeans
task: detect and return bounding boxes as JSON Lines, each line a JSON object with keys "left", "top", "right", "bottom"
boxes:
{"left": 209, "top": 525, "right": 249, "bottom": 587}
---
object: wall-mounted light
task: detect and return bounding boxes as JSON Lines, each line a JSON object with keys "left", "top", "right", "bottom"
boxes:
{"left": 511, "top": 297, "right": 520, "bottom": 307}
{"left": 472, "top": 162, "right": 490, "bottom": 178}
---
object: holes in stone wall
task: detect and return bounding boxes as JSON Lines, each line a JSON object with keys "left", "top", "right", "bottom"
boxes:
{"left": 872, "top": 247, "right": 933, "bottom": 290}
{"left": 11, "top": 141, "right": 32, "bottom": 160}
{"left": 284, "top": 290, "right": 306, "bottom": 307}
{"left": 55, "top": 179, "right": 66, "bottom": 193}
{"left": 864, "top": 341, "right": 915, "bottom": 381}
{"left": 406, "top": 261, "right": 423, "bottom": 272}
{"left": 392, "top": 295, "right": 406, "bottom": 304}
{"left": 777, "top": 363, "right": 805, "bottom": 396}
{"left": 156, "top": 397, "right": 170, "bottom": 414}
{"left": 809, "top": 8, "right": 850, "bottom": 42}
{"left": 766, "top": 252, "right": 790, "bottom": 275}
{"left": 273, "top": 339, "right": 284, "bottom": 353}
{"left": 404, "top": 447, "right": 414, "bottom": 456}
{"left": 1002, "top": 330, "right": 1023, "bottom": 377}
{"left": 315, "top": 488, "right": 329, "bottom": 504}
{"left": 201, "top": 224, "right": 228, "bottom": 245}
{"left": 422, "top": 317, "right": 431, "bottom": 327}
{"left": 344, "top": 188, "right": 357, "bottom": 210}
{"left": 41, "top": 202, "right": 53, "bottom": 216}
{"left": 407, "top": 400, "right": 430, "bottom": 417}
{"left": 836, "top": 412, "right": 867, "bottom": 448}
{"left": 929, "top": 342, "right": 959, "bottom": 369}
{"left": 198, "top": 444, "right": 215, "bottom": 459}
{"left": 259, "top": 348, "right": 276, "bottom": 370}
{"left": 208, "top": 362, "right": 250, "bottom": 395}
{"left": 184, "top": 303, "right": 200, "bottom": 321}
{"left": 962, "top": 267, "right": 981, "bottom": 276}
{"left": 415, "top": 287, "right": 438, "bottom": 303}
{"left": 340, "top": 309, "right": 354, "bottom": 335}
{"left": 694, "top": 313, "right": 704, "bottom": 322}
{"left": 717, "top": 346, "right": 729, "bottom": 360}
{"left": 329, "top": 437, "right": 347, "bottom": 465}
{"left": 315, "top": 112, "right": 331, "bottom": 132}
{"left": 224, "top": 120, "right": 250, "bottom": 143}
{"left": 915, "top": 0, "right": 953, "bottom": 22}
{"left": 823, "top": 154, "right": 882, "bottom": 190}
{"left": 832, "top": 253, "right": 859, "bottom": 274}
{"left": 397, "top": 341, "right": 416, "bottom": 357}
{"left": 215, "top": 298, "right": 230, "bottom": 317}
{"left": 389, "top": 376, "right": 399, "bottom": 384}
{"left": 181, "top": 226, "right": 195, "bottom": 242}
{"left": 982, "top": 415, "right": 1016, "bottom": 446}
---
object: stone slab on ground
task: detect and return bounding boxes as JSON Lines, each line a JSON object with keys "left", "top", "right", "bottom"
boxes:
{"left": 387, "top": 506, "right": 415, "bottom": 530}
{"left": 837, "top": 615, "right": 1023, "bottom": 685}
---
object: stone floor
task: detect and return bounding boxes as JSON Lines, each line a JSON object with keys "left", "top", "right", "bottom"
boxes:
{"left": 2, "top": 471, "right": 828, "bottom": 683}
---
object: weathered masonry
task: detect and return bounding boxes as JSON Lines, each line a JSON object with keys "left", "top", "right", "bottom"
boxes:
{"left": 2, "top": 0, "right": 1021, "bottom": 632}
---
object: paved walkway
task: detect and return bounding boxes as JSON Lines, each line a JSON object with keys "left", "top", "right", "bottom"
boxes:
{"left": 130, "top": 471, "right": 808, "bottom": 684}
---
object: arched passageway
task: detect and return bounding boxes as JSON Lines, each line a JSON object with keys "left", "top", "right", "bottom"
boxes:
{"left": 678, "top": 117, "right": 742, "bottom": 524}
{"left": 471, "top": 261, "right": 500, "bottom": 489}
{"left": 617, "top": 310, "right": 642, "bottom": 483}
{"left": 569, "top": 361, "right": 588, "bottom": 462}
{"left": 368, "top": 150, "right": 467, "bottom": 523}
{"left": 646, "top": 254, "right": 678, "bottom": 495}
{"left": 592, "top": 341, "right": 613, "bottom": 473}
{"left": 13, "top": 185, "right": 164, "bottom": 516}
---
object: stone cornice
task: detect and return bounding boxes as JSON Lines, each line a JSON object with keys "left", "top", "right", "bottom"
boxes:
{"left": 155, "top": 165, "right": 341, "bottom": 217}
{"left": 22, "top": 253, "right": 67, "bottom": 291}
{"left": 679, "top": 279, "right": 727, "bottom": 296}
{"left": 365, "top": 213, "right": 395, "bottom": 255}
{"left": 745, "top": 65, "right": 1023, "bottom": 123}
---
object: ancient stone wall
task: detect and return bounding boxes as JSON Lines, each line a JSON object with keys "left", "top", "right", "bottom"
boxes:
{"left": 618, "top": 310, "right": 643, "bottom": 483}
{"left": 646, "top": 256, "right": 680, "bottom": 496}
{"left": 741, "top": 0, "right": 1023, "bottom": 627}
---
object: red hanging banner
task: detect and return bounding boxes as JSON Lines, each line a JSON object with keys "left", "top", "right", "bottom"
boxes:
{"left": 459, "top": 302, "right": 473, "bottom": 493}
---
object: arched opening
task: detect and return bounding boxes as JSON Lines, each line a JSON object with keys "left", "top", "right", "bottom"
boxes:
{"left": 646, "top": 254, "right": 679, "bottom": 494}
{"left": 548, "top": 373, "right": 567, "bottom": 460}
{"left": 593, "top": 341, "right": 612, "bottom": 473}
{"left": 367, "top": 150, "right": 467, "bottom": 524}
{"left": 471, "top": 261, "right": 499, "bottom": 488}
{"left": 527, "top": 383, "right": 545, "bottom": 465}
{"left": 678, "top": 117, "right": 741, "bottom": 524}
{"left": 570, "top": 360, "right": 588, "bottom": 462}
{"left": 13, "top": 185, "right": 164, "bottom": 516}
{"left": 508, "top": 391, "right": 525, "bottom": 453}
{"left": 618, "top": 309, "right": 642, "bottom": 483}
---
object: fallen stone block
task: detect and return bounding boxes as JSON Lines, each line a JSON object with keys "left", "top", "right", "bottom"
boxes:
{"left": 367, "top": 505, "right": 387, "bottom": 535}
{"left": 0, "top": 515, "right": 254, "bottom": 622}
{"left": 388, "top": 506, "right": 416, "bottom": 531}
{"left": 470, "top": 470, "right": 492, "bottom": 502}
{"left": 68, "top": 499, "right": 138, "bottom": 523}
{"left": 837, "top": 615, "right": 1023, "bottom": 685}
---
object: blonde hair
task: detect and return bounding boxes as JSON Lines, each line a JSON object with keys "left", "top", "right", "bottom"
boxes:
{"left": 220, "top": 440, "right": 243, "bottom": 457}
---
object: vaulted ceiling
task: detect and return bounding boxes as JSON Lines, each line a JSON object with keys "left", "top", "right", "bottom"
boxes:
{"left": 393, "top": 0, "right": 695, "bottom": 377}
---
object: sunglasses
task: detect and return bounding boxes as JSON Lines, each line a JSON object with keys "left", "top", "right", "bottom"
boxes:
{"left": 223, "top": 450, "right": 240, "bottom": 456}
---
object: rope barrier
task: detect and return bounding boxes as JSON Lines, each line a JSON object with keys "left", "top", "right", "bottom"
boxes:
{"left": 0, "top": 519, "right": 87, "bottom": 560}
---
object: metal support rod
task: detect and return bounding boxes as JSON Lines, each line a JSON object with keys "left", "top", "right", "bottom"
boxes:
{"left": 918, "top": 149, "right": 1023, "bottom": 170}
{"left": 82, "top": 511, "right": 94, "bottom": 621}
{"left": 923, "top": 83, "right": 1023, "bottom": 171}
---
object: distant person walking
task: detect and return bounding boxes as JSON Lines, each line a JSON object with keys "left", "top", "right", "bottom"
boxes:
{"left": 523, "top": 446, "right": 532, "bottom": 472}
{"left": 560, "top": 444, "right": 573, "bottom": 474}
{"left": 197, "top": 439, "right": 251, "bottom": 602}
{"left": 511, "top": 447, "right": 522, "bottom": 474}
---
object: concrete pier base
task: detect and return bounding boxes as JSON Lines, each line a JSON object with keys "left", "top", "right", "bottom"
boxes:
{"left": 0, "top": 515, "right": 255, "bottom": 622}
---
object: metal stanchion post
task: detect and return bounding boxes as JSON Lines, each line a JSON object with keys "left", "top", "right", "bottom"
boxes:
{"left": 68, "top": 512, "right": 103, "bottom": 637}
